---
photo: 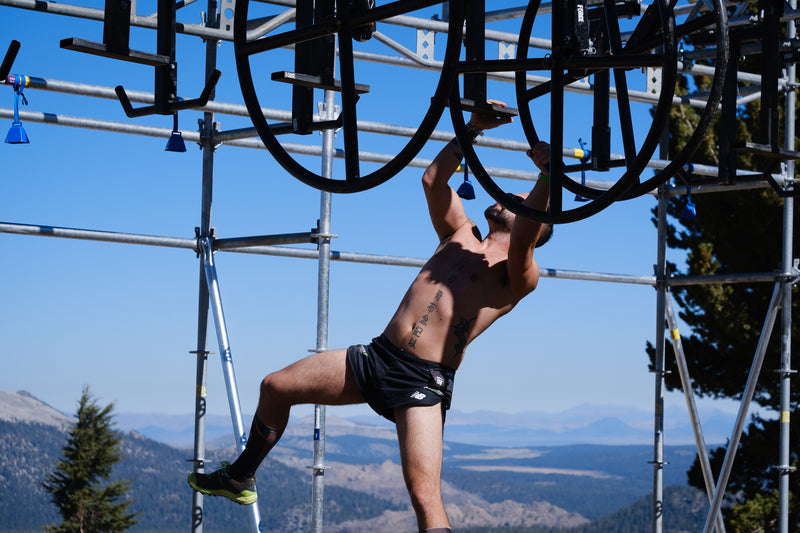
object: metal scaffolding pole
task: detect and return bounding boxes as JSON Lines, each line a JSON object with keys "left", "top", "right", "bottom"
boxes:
{"left": 665, "top": 297, "right": 726, "bottom": 533}
{"left": 0, "top": 219, "right": 783, "bottom": 288}
{"left": 190, "top": 139, "right": 212, "bottom": 533}
{"left": 702, "top": 281, "right": 785, "bottom": 533}
{"left": 310, "top": 88, "right": 338, "bottom": 533}
{"left": 777, "top": 2, "right": 797, "bottom": 530}
{"left": 190, "top": 265, "right": 210, "bottom": 533}
{"left": 2, "top": 95, "right": 789, "bottom": 188}
{"left": 190, "top": 2, "right": 219, "bottom": 528}
{"left": 652, "top": 184, "right": 668, "bottom": 533}
{"left": 199, "top": 237, "right": 262, "bottom": 532}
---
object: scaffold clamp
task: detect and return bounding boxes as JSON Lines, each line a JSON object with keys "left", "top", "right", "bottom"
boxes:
{"left": 186, "top": 458, "right": 206, "bottom": 469}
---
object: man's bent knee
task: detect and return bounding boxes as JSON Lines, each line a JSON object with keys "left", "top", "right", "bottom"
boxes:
{"left": 259, "top": 372, "right": 285, "bottom": 402}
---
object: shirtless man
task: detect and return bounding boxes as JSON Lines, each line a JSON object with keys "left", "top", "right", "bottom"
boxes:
{"left": 188, "top": 103, "right": 553, "bottom": 533}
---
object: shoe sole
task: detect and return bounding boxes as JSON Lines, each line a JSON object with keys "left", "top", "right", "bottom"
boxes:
{"left": 187, "top": 473, "right": 258, "bottom": 505}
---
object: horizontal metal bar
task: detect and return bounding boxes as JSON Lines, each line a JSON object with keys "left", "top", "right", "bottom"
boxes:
{"left": 668, "top": 272, "right": 778, "bottom": 286}
{"left": 0, "top": 221, "right": 198, "bottom": 249}
{"left": 214, "top": 232, "right": 315, "bottom": 249}
{"left": 234, "top": 244, "right": 430, "bottom": 267}
{"left": 245, "top": 8, "right": 297, "bottom": 41}
{"left": 349, "top": 48, "right": 714, "bottom": 109}
{"left": 0, "top": 220, "right": 781, "bottom": 286}
{"left": 0, "top": 58, "right": 741, "bottom": 130}
{"left": 0, "top": 107, "right": 198, "bottom": 140}
{"left": 234, "top": 247, "right": 780, "bottom": 286}
{"left": 0, "top": 75, "right": 274, "bottom": 120}
{"left": 0, "top": 0, "right": 767, "bottom": 96}
{"left": 678, "top": 60, "right": 763, "bottom": 84}
{"left": 7, "top": 0, "right": 755, "bottom": 112}
{"left": 3, "top": 106, "right": 787, "bottom": 197}
{"left": 4, "top": 104, "right": 790, "bottom": 196}
{"left": 540, "top": 267, "right": 656, "bottom": 285}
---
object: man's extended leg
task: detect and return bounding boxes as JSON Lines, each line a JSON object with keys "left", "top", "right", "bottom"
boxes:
{"left": 253, "top": 348, "right": 364, "bottom": 429}
{"left": 395, "top": 403, "right": 450, "bottom": 532}
{"left": 188, "top": 348, "right": 364, "bottom": 503}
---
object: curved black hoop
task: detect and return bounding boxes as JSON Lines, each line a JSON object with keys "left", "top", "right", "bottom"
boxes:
{"left": 234, "top": 0, "right": 464, "bottom": 193}
{"left": 458, "top": 0, "right": 676, "bottom": 224}
{"left": 559, "top": 0, "right": 730, "bottom": 201}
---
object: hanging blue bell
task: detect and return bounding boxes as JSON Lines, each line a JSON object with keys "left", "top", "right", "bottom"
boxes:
{"left": 5, "top": 73, "right": 29, "bottom": 144}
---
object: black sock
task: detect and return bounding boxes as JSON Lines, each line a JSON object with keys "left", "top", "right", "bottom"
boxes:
{"left": 228, "top": 416, "right": 280, "bottom": 480}
{"left": 421, "top": 529, "right": 451, "bottom": 533}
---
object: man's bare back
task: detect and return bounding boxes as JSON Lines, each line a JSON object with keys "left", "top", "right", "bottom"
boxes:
{"left": 383, "top": 218, "right": 526, "bottom": 370}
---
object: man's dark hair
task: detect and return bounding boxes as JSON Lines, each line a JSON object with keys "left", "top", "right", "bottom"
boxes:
{"left": 535, "top": 223, "right": 553, "bottom": 248}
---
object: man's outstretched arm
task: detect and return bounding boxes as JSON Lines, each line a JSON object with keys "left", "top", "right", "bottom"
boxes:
{"left": 421, "top": 136, "right": 471, "bottom": 241}
{"left": 507, "top": 141, "right": 552, "bottom": 297}
{"left": 422, "top": 100, "right": 513, "bottom": 241}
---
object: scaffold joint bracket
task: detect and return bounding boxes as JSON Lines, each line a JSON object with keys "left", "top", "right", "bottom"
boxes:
{"left": 776, "top": 259, "right": 800, "bottom": 285}
{"left": 194, "top": 228, "right": 216, "bottom": 257}
{"left": 311, "top": 231, "right": 339, "bottom": 242}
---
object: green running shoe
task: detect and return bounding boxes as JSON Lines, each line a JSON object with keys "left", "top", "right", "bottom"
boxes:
{"left": 187, "top": 461, "right": 257, "bottom": 505}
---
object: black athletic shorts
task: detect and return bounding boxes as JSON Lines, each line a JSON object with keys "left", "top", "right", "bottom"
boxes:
{"left": 346, "top": 334, "right": 455, "bottom": 423}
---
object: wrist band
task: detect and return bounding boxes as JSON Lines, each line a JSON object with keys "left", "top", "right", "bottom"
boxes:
{"left": 538, "top": 172, "right": 549, "bottom": 182}
{"left": 465, "top": 120, "right": 483, "bottom": 142}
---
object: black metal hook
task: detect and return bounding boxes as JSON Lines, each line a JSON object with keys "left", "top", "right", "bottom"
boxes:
{"left": 1, "top": 40, "right": 21, "bottom": 80}
{"left": 115, "top": 69, "right": 221, "bottom": 118}
{"left": 62, "top": 0, "right": 221, "bottom": 119}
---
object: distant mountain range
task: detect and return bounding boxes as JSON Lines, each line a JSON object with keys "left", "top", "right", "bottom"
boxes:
{"left": 111, "top": 399, "right": 738, "bottom": 449}
{"left": 1, "top": 390, "right": 717, "bottom": 532}
{"left": 0, "top": 388, "right": 737, "bottom": 449}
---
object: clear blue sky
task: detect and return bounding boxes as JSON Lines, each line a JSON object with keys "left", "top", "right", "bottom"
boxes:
{"left": 1, "top": 2, "right": 742, "bottom": 429}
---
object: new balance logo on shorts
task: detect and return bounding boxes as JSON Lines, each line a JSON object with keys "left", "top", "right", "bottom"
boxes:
{"left": 410, "top": 391, "right": 427, "bottom": 401}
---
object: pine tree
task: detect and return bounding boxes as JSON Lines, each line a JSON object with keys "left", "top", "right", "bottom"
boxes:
{"left": 646, "top": 4, "right": 799, "bottom": 529}
{"left": 41, "top": 386, "right": 138, "bottom": 533}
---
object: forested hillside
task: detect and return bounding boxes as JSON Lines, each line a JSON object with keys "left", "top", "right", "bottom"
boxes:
{"left": 1, "top": 416, "right": 709, "bottom": 532}
{"left": 0, "top": 420, "right": 401, "bottom": 532}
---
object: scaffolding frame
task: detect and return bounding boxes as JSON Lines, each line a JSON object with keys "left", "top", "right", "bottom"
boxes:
{"left": 1, "top": 1, "right": 796, "bottom": 532}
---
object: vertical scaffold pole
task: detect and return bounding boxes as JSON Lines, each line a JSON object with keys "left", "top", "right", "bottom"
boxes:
{"left": 190, "top": 139, "right": 212, "bottom": 533}
{"left": 190, "top": 1, "right": 221, "bottom": 530}
{"left": 191, "top": 263, "right": 210, "bottom": 533}
{"left": 310, "top": 88, "right": 337, "bottom": 533}
{"left": 777, "top": 2, "right": 796, "bottom": 529}
{"left": 652, "top": 184, "right": 668, "bottom": 533}
{"left": 190, "top": 82, "right": 213, "bottom": 533}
